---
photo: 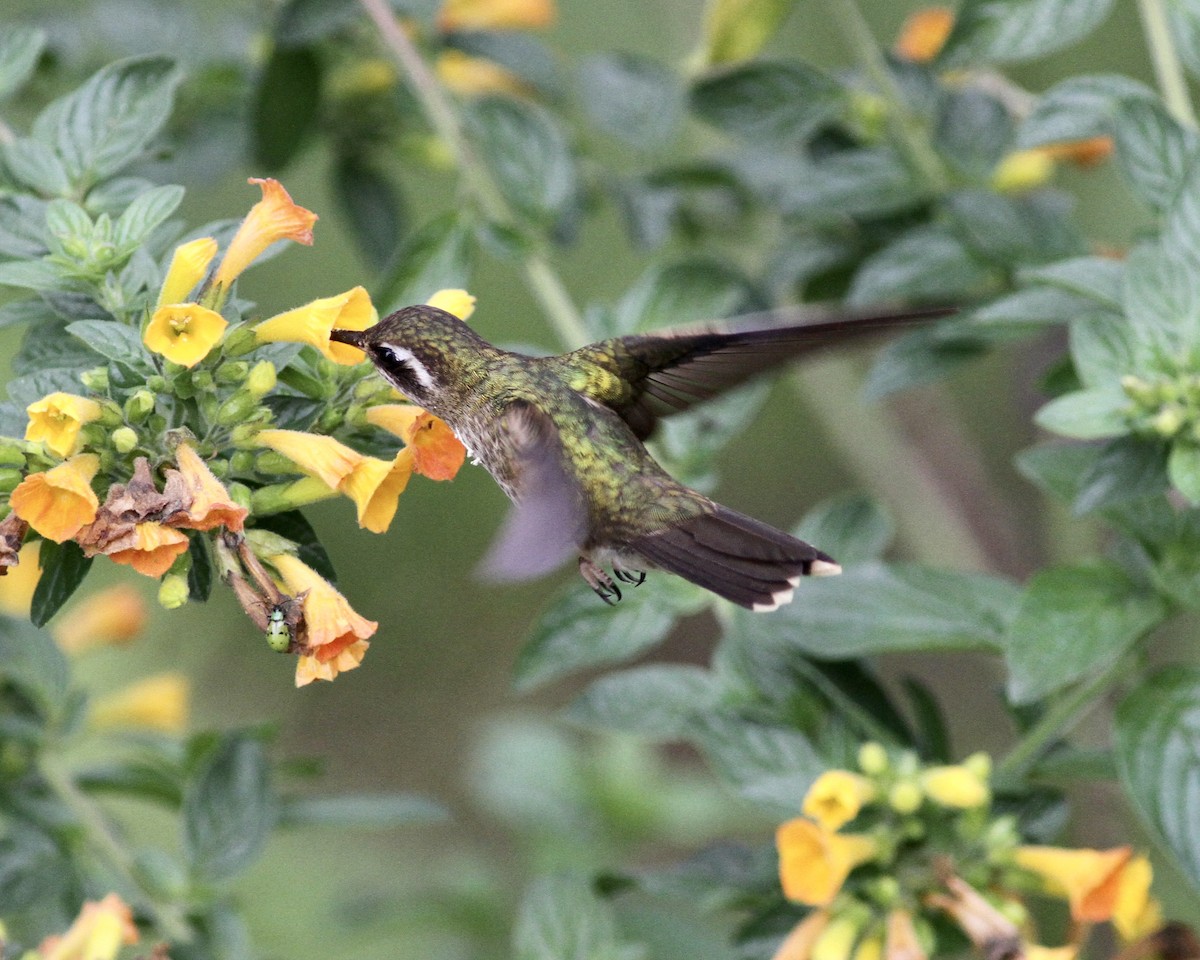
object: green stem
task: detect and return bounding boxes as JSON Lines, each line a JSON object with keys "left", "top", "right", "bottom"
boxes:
{"left": 356, "top": 0, "right": 589, "bottom": 348}
{"left": 1137, "top": 0, "right": 1199, "bottom": 130}
{"left": 828, "top": 0, "right": 949, "bottom": 191}
{"left": 40, "top": 758, "right": 192, "bottom": 942}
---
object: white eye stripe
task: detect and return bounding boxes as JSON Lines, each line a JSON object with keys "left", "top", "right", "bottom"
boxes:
{"left": 376, "top": 344, "right": 435, "bottom": 391}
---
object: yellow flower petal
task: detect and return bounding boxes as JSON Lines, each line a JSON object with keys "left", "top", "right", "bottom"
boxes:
{"left": 0, "top": 541, "right": 40, "bottom": 619}
{"left": 213, "top": 178, "right": 317, "bottom": 288}
{"left": 438, "top": 0, "right": 555, "bottom": 31}
{"left": 1014, "top": 845, "right": 1133, "bottom": 922}
{"left": 10, "top": 454, "right": 100, "bottom": 543}
{"left": 1112, "top": 854, "right": 1163, "bottom": 941}
{"left": 144, "top": 303, "right": 229, "bottom": 367}
{"left": 776, "top": 817, "right": 877, "bottom": 907}
{"left": 920, "top": 763, "right": 990, "bottom": 809}
{"left": 39, "top": 893, "right": 138, "bottom": 960}
{"left": 991, "top": 149, "right": 1056, "bottom": 194}
{"left": 89, "top": 672, "right": 189, "bottom": 734}
{"left": 54, "top": 584, "right": 147, "bottom": 655}
{"left": 256, "top": 429, "right": 364, "bottom": 489}
{"left": 803, "top": 769, "right": 875, "bottom": 831}
{"left": 157, "top": 236, "right": 218, "bottom": 308}
{"left": 254, "top": 286, "right": 377, "bottom": 365}
{"left": 894, "top": 7, "right": 954, "bottom": 62}
{"left": 427, "top": 287, "right": 477, "bottom": 319}
{"left": 25, "top": 392, "right": 103, "bottom": 458}
{"left": 339, "top": 449, "right": 413, "bottom": 533}
{"left": 436, "top": 51, "right": 529, "bottom": 97}
{"left": 772, "top": 912, "right": 831, "bottom": 960}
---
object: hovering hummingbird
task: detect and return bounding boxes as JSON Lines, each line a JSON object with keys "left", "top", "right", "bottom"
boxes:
{"left": 330, "top": 305, "right": 946, "bottom": 610}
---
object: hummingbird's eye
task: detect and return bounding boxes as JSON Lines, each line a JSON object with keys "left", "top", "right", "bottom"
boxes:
{"left": 373, "top": 343, "right": 435, "bottom": 396}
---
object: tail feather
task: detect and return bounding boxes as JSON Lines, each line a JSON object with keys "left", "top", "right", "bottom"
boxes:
{"left": 631, "top": 505, "right": 840, "bottom": 611}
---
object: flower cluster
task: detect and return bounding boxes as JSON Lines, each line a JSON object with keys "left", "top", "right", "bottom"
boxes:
{"left": 5, "top": 894, "right": 140, "bottom": 960}
{"left": 772, "top": 745, "right": 1167, "bottom": 960}
{"left": 0, "top": 179, "right": 468, "bottom": 686}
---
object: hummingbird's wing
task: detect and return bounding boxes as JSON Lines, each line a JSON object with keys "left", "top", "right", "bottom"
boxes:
{"left": 566, "top": 306, "right": 952, "bottom": 439}
{"left": 475, "top": 401, "right": 588, "bottom": 582}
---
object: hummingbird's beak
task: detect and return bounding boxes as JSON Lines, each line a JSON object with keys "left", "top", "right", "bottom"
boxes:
{"left": 329, "top": 328, "right": 367, "bottom": 349}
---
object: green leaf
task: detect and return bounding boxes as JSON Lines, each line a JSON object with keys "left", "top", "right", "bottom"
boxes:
{"left": 31, "top": 541, "right": 94, "bottom": 628}
{"left": 609, "top": 259, "right": 757, "bottom": 334}
{"left": 513, "top": 874, "right": 642, "bottom": 960}
{"left": 332, "top": 154, "right": 405, "bottom": 271}
{"left": 375, "top": 212, "right": 474, "bottom": 314}
{"left": 690, "top": 61, "right": 842, "bottom": 145}
{"left": 3, "top": 138, "right": 72, "bottom": 195}
{"left": 274, "top": 0, "right": 360, "bottom": 46}
{"left": 1073, "top": 437, "right": 1169, "bottom": 514}
{"left": 792, "top": 493, "right": 894, "bottom": 566}
{"left": 278, "top": 793, "right": 446, "bottom": 827}
{"left": 448, "top": 32, "right": 560, "bottom": 96}
{"left": 945, "top": 190, "right": 1083, "bottom": 266}
{"left": 466, "top": 96, "right": 576, "bottom": 225}
{"left": 0, "top": 616, "right": 70, "bottom": 714}
{"left": 253, "top": 511, "right": 338, "bottom": 585}
{"left": 0, "top": 260, "right": 63, "bottom": 293}
{"left": 1019, "top": 255, "right": 1125, "bottom": 311}
{"left": 33, "top": 56, "right": 181, "bottom": 185}
{"left": 934, "top": 88, "right": 1014, "bottom": 179}
{"left": 1034, "top": 387, "right": 1130, "bottom": 439}
{"left": 902, "top": 678, "right": 951, "bottom": 762}
{"left": 863, "top": 326, "right": 987, "bottom": 399}
{"left": 1123, "top": 242, "right": 1200, "bottom": 363}
{"left": 183, "top": 733, "right": 276, "bottom": 882}
{"left": 0, "top": 26, "right": 46, "bottom": 101}
{"left": 785, "top": 148, "right": 925, "bottom": 219}
{"left": 76, "top": 758, "right": 184, "bottom": 806}
{"left": 1018, "top": 74, "right": 1154, "bottom": 148}
{"left": 1111, "top": 97, "right": 1200, "bottom": 213}
{"left": 1069, "top": 311, "right": 1138, "bottom": 389}
{"left": 577, "top": 53, "right": 682, "bottom": 150}
{"left": 1116, "top": 666, "right": 1200, "bottom": 890}
{"left": 567, "top": 666, "right": 718, "bottom": 738}
{"left": 514, "top": 578, "right": 702, "bottom": 691}
{"left": 941, "top": 0, "right": 1117, "bottom": 66}
{"left": 1004, "top": 563, "right": 1167, "bottom": 704}
{"left": 112, "top": 184, "right": 184, "bottom": 250}
{"left": 1169, "top": 442, "right": 1200, "bottom": 504}
{"left": 187, "top": 533, "right": 214, "bottom": 603}
{"left": 727, "top": 562, "right": 1019, "bottom": 658}
{"left": 653, "top": 381, "right": 771, "bottom": 490}
{"left": 65, "top": 320, "right": 152, "bottom": 367}
{"left": 251, "top": 45, "right": 322, "bottom": 171}
{"left": 847, "top": 224, "right": 992, "bottom": 306}
{"left": 697, "top": 0, "right": 799, "bottom": 65}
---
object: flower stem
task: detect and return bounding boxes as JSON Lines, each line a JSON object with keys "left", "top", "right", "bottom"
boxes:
{"left": 356, "top": 0, "right": 589, "bottom": 348}
{"left": 1137, "top": 0, "right": 1199, "bottom": 130}
{"left": 40, "top": 757, "right": 193, "bottom": 942}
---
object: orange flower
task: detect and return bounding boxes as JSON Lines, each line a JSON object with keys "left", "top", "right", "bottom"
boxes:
{"left": 1038, "top": 135, "right": 1115, "bottom": 168}
{"left": 339, "top": 449, "right": 414, "bottom": 533}
{"left": 1014, "top": 845, "right": 1133, "bottom": 922}
{"left": 269, "top": 553, "right": 377, "bottom": 686}
{"left": 0, "top": 541, "right": 40, "bottom": 618}
{"left": 254, "top": 285, "right": 377, "bottom": 365}
{"left": 167, "top": 443, "right": 248, "bottom": 532}
{"left": 25, "top": 392, "right": 103, "bottom": 458}
{"left": 54, "top": 583, "right": 147, "bottom": 654}
{"left": 213, "top": 178, "right": 317, "bottom": 288}
{"left": 437, "top": 51, "right": 529, "bottom": 97}
{"left": 157, "top": 236, "right": 218, "bottom": 307}
{"left": 89, "top": 672, "right": 189, "bottom": 733}
{"left": 10, "top": 454, "right": 100, "bottom": 542}
{"left": 38, "top": 893, "right": 138, "bottom": 960}
{"left": 894, "top": 7, "right": 953, "bottom": 62}
{"left": 144, "top": 302, "right": 229, "bottom": 367}
{"left": 771, "top": 911, "right": 830, "bottom": 960}
{"left": 256, "top": 429, "right": 365, "bottom": 489}
{"left": 438, "top": 0, "right": 555, "bottom": 31}
{"left": 776, "top": 817, "right": 877, "bottom": 906}
{"left": 802, "top": 769, "right": 875, "bottom": 831}
{"left": 103, "top": 522, "right": 190, "bottom": 577}
{"left": 365, "top": 405, "right": 467, "bottom": 480}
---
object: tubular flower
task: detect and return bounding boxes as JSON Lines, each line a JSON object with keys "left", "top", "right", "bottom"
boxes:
{"left": 38, "top": 893, "right": 138, "bottom": 960}
{"left": 366, "top": 405, "right": 467, "bottom": 480}
{"left": 0, "top": 541, "right": 39, "bottom": 618}
{"left": 89, "top": 672, "right": 189, "bottom": 733}
{"left": 254, "top": 285, "right": 377, "bottom": 365}
{"left": 776, "top": 817, "right": 878, "bottom": 907}
{"left": 25, "top": 392, "right": 103, "bottom": 458}
{"left": 269, "top": 553, "right": 377, "bottom": 686}
{"left": 166, "top": 443, "right": 248, "bottom": 532}
{"left": 803, "top": 769, "right": 876, "bottom": 831}
{"left": 157, "top": 236, "right": 219, "bottom": 307}
{"left": 991, "top": 149, "right": 1056, "bottom": 193}
{"left": 257, "top": 429, "right": 365, "bottom": 489}
{"left": 54, "top": 584, "right": 147, "bottom": 655}
{"left": 144, "top": 302, "right": 229, "bottom": 367}
{"left": 212, "top": 178, "right": 317, "bottom": 288}
{"left": 427, "top": 287, "right": 476, "bottom": 319}
{"left": 925, "top": 875, "right": 1021, "bottom": 956}
{"left": 1038, "top": 136, "right": 1115, "bottom": 168}
{"left": 920, "top": 761, "right": 990, "bottom": 809}
{"left": 1014, "top": 845, "right": 1133, "bottom": 922}
{"left": 1113, "top": 855, "right": 1163, "bottom": 941}
{"left": 101, "top": 522, "right": 191, "bottom": 578}
{"left": 339, "top": 449, "right": 414, "bottom": 533}
{"left": 438, "top": 0, "right": 556, "bottom": 32}
{"left": 10, "top": 454, "right": 100, "bottom": 542}
{"left": 772, "top": 911, "right": 831, "bottom": 960}
{"left": 437, "top": 51, "right": 528, "bottom": 98}
{"left": 894, "top": 7, "right": 953, "bottom": 62}
{"left": 885, "top": 909, "right": 927, "bottom": 960}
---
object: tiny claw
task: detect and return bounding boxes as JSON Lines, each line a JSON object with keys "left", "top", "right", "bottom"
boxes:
{"left": 613, "top": 568, "right": 646, "bottom": 586}
{"left": 579, "top": 557, "right": 622, "bottom": 605}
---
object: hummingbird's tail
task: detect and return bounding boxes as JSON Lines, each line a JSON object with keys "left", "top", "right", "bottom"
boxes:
{"left": 631, "top": 505, "right": 840, "bottom": 611}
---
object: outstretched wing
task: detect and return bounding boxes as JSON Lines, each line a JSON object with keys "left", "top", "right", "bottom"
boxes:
{"left": 559, "top": 306, "right": 953, "bottom": 439}
{"left": 475, "top": 401, "right": 588, "bottom": 582}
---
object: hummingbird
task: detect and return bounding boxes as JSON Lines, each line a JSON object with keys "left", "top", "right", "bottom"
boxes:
{"left": 330, "top": 304, "right": 947, "bottom": 610}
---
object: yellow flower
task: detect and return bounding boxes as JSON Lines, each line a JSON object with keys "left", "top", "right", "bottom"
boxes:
{"left": 0, "top": 541, "right": 40, "bottom": 618}
{"left": 257, "top": 428, "right": 366, "bottom": 489}
{"left": 103, "top": 522, "right": 191, "bottom": 578}
{"left": 776, "top": 817, "right": 877, "bottom": 907}
{"left": 167, "top": 443, "right": 248, "bottom": 532}
{"left": 1025, "top": 948, "right": 1076, "bottom": 960}
{"left": 38, "top": 893, "right": 138, "bottom": 960}
{"left": 53, "top": 584, "right": 147, "bottom": 655}
{"left": 1014, "top": 845, "right": 1133, "bottom": 922}
{"left": 25, "top": 392, "right": 103, "bottom": 458}
{"left": 920, "top": 762, "right": 989, "bottom": 809}
{"left": 427, "top": 287, "right": 476, "bottom": 319}
{"left": 438, "top": 0, "right": 555, "bottom": 31}
{"left": 812, "top": 912, "right": 867, "bottom": 960}
{"left": 89, "top": 672, "right": 188, "bottom": 734}
{"left": 10, "top": 454, "right": 100, "bottom": 543}
{"left": 144, "top": 302, "right": 229, "bottom": 368}
{"left": 254, "top": 286, "right": 377, "bottom": 365}
{"left": 802, "top": 769, "right": 875, "bottom": 831}
{"left": 991, "top": 149, "right": 1056, "bottom": 193}
{"left": 772, "top": 912, "right": 830, "bottom": 960}
{"left": 885, "top": 909, "right": 926, "bottom": 960}
{"left": 437, "top": 50, "right": 529, "bottom": 97}
{"left": 269, "top": 553, "right": 377, "bottom": 686}
{"left": 212, "top": 178, "right": 317, "bottom": 288}
{"left": 894, "top": 7, "right": 954, "bottom": 62}
{"left": 339, "top": 449, "right": 414, "bottom": 533}
{"left": 366, "top": 405, "right": 467, "bottom": 480}
{"left": 1112, "top": 854, "right": 1163, "bottom": 941}
{"left": 157, "top": 236, "right": 218, "bottom": 308}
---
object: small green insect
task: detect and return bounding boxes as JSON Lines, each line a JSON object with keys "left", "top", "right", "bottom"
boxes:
{"left": 260, "top": 595, "right": 306, "bottom": 654}
{"left": 265, "top": 606, "right": 291, "bottom": 652}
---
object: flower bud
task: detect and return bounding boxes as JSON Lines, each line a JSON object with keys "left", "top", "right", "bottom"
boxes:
{"left": 256, "top": 451, "right": 298, "bottom": 475}
{"left": 124, "top": 389, "right": 156, "bottom": 423}
{"left": 812, "top": 905, "right": 871, "bottom": 960}
{"left": 227, "top": 481, "right": 253, "bottom": 511}
{"left": 80, "top": 367, "right": 109, "bottom": 391}
{"left": 246, "top": 360, "right": 277, "bottom": 397}
{"left": 230, "top": 423, "right": 265, "bottom": 448}
{"left": 0, "top": 441, "right": 26, "bottom": 468}
{"left": 888, "top": 779, "right": 924, "bottom": 814}
{"left": 97, "top": 400, "right": 123, "bottom": 428}
{"left": 992, "top": 149, "right": 1055, "bottom": 193}
{"left": 0, "top": 469, "right": 21, "bottom": 495}
{"left": 317, "top": 408, "right": 343, "bottom": 432}
{"left": 147, "top": 375, "right": 168, "bottom": 393}
{"left": 157, "top": 573, "right": 190, "bottom": 610}
{"left": 111, "top": 427, "right": 138, "bottom": 454}
{"left": 858, "top": 741, "right": 889, "bottom": 776}
{"left": 1151, "top": 405, "right": 1185, "bottom": 437}
{"left": 230, "top": 450, "right": 256, "bottom": 474}
{"left": 222, "top": 325, "right": 260, "bottom": 357}
{"left": 217, "top": 392, "right": 259, "bottom": 427}
{"left": 215, "top": 360, "right": 250, "bottom": 385}
{"left": 192, "top": 371, "right": 215, "bottom": 392}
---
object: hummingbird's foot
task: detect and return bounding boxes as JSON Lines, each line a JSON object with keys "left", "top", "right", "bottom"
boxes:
{"left": 579, "top": 557, "right": 622, "bottom": 605}
{"left": 613, "top": 566, "right": 646, "bottom": 587}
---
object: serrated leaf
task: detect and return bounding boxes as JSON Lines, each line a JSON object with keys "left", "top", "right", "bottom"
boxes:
{"left": 691, "top": 61, "right": 842, "bottom": 144}
{"left": 65, "top": 320, "right": 152, "bottom": 367}
{"left": 784, "top": 148, "right": 924, "bottom": 219}
{"left": 274, "top": 0, "right": 360, "bottom": 46}
{"left": 1069, "top": 311, "right": 1138, "bottom": 388}
{"left": 1116, "top": 666, "right": 1200, "bottom": 890}
{"left": 1018, "top": 255, "right": 1125, "bottom": 310}
{"left": 278, "top": 792, "right": 446, "bottom": 827}
{"left": 847, "top": 224, "right": 991, "bottom": 306}
{"left": 3, "top": 138, "right": 71, "bottom": 196}
{"left": 113, "top": 184, "right": 184, "bottom": 249}
{"left": 934, "top": 87, "right": 1014, "bottom": 178}
{"left": 1169, "top": 441, "right": 1200, "bottom": 504}
{"left": 251, "top": 45, "right": 322, "bottom": 171}
{"left": 941, "top": 0, "right": 1117, "bottom": 66}
{"left": 375, "top": 212, "right": 474, "bottom": 314}
{"left": 6, "top": 369, "right": 92, "bottom": 409}
{"left": 578, "top": 53, "right": 682, "bottom": 150}
{"left": 31, "top": 542, "right": 94, "bottom": 628}
{"left": 1004, "top": 563, "right": 1167, "bottom": 704}
{"left": 792, "top": 493, "right": 894, "bottom": 566}
{"left": 333, "top": 154, "right": 405, "bottom": 270}
{"left": 945, "top": 189, "right": 1083, "bottom": 266}
{"left": 513, "top": 874, "right": 641, "bottom": 960}
{"left": 1111, "top": 97, "right": 1200, "bottom": 213}
{"left": 1073, "top": 437, "right": 1169, "bottom": 514}
{"left": 0, "top": 26, "right": 46, "bottom": 101}
{"left": 183, "top": 733, "right": 276, "bottom": 882}
{"left": 567, "top": 665, "right": 718, "bottom": 738}
{"left": 1123, "top": 242, "right": 1200, "bottom": 364}
{"left": 0, "top": 195, "right": 51, "bottom": 258}
{"left": 1034, "top": 387, "right": 1130, "bottom": 439}
{"left": 1018, "top": 74, "right": 1155, "bottom": 148}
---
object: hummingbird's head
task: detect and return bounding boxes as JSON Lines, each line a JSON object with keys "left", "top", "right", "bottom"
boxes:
{"left": 330, "top": 304, "right": 491, "bottom": 412}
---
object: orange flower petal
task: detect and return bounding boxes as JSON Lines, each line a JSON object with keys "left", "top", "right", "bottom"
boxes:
{"left": 54, "top": 583, "right": 147, "bottom": 654}
{"left": 10, "top": 454, "right": 101, "bottom": 542}
{"left": 776, "top": 817, "right": 877, "bottom": 907}
{"left": 170, "top": 443, "right": 248, "bottom": 532}
{"left": 213, "top": 178, "right": 317, "bottom": 287}
{"left": 894, "top": 6, "right": 953, "bottom": 62}
{"left": 107, "top": 522, "right": 191, "bottom": 578}
{"left": 438, "top": 0, "right": 555, "bottom": 31}
{"left": 144, "top": 303, "right": 229, "bottom": 368}
{"left": 365, "top": 405, "right": 466, "bottom": 480}
{"left": 1014, "top": 845, "right": 1133, "bottom": 922}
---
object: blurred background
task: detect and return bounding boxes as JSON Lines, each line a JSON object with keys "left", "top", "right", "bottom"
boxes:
{"left": 1, "top": 0, "right": 1180, "bottom": 955}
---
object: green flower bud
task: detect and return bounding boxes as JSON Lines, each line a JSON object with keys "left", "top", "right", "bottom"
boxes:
{"left": 147, "top": 414, "right": 168, "bottom": 434}
{"left": 111, "top": 426, "right": 138, "bottom": 454}
{"left": 246, "top": 360, "right": 277, "bottom": 398}
{"left": 317, "top": 408, "right": 343, "bottom": 432}
{"left": 345, "top": 403, "right": 367, "bottom": 428}
{"left": 230, "top": 423, "right": 265, "bottom": 448}
{"left": 158, "top": 573, "right": 190, "bottom": 610}
{"left": 251, "top": 478, "right": 336, "bottom": 517}
{"left": 1151, "top": 404, "right": 1185, "bottom": 437}
{"left": 857, "top": 741, "right": 889, "bottom": 776}
{"left": 207, "top": 457, "right": 229, "bottom": 478}
{"left": 192, "top": 371, "right": 215, "bottom": 392}
{"left": 80, "top": 367, "right": 109, "bottom": 391}
{"left": 97, "top": 400, "right": 124, "bottom": 428}
{"left": 0, "top": 468, "right": 22, "bottom": 495}
{"left": 256, "top": 451, "right": 299, "bottom": 475}
{"left": 124, "top": 389, "right": 156, "bottom": 423}
{"left": 215, "top": 361, "right": 250, "bottom": 385}
{"left": 227, "top": 481, "right": 252, "bottom": 511}
{"left": 222, "top": 325, "right": 259, "bottom": 357}
{"left": 147, "top": 375, "right": 168, "bottom": 393}
{"left": 0, "top": 440, "right": 28, "bottom": 468}
{"left": 229, "top": 450, "right": 256, "bottom": 474}
{"left": 217, "top": 391, "right": 260, "bottom": 427}
{"left": 888, "top": 779, "right": 923, "bottom": 814}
